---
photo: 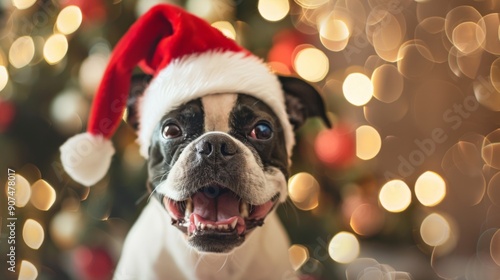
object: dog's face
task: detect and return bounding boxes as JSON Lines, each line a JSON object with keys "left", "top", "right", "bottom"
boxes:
{"left": 127, "top": 75, "right": 329, "bottom": 253}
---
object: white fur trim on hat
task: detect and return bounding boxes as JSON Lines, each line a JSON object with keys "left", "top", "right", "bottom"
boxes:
{"left": 60, "top": 132, "right": 115, "bottom": 186}
{"left": 138, "top": 51, "right": 295, "bottom": 160}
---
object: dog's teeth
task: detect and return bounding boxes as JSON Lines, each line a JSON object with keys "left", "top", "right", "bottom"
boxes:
{"left": 230, "top": 219, "right": 238, "bottom": 229}
{"left": 185, "top": 198, "right": 193, "bottom": 217}
{"left": 240, "top": 202, "right": 249, "bottom": 218}
{"left": 218, "top": 225, "right": 224, "bottom": 230}
{"left": 200, "top": 223, "right": 206, "bottom": 230}
{"left": 207, "top": 224, "right": 214, "bottom": 229}
{"left": 223, "top": 224, "right": 228, "bottom": 230}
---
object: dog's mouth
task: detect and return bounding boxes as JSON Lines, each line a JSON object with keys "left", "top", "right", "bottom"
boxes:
{"left": 163, "top": 185, "right": 279, "bottom": 251}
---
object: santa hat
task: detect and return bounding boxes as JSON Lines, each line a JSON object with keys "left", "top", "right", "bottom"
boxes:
{"left": 60, "top": 4, "right": 294, "bottom": 187}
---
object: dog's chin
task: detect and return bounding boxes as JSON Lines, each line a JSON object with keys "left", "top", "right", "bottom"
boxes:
{"left": 162, "top": 185, "right": 280, "bottom": 253}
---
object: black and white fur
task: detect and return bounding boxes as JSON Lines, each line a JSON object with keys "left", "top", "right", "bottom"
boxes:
{"left": 114, "top": 74, "right": 329, "bottom": 279}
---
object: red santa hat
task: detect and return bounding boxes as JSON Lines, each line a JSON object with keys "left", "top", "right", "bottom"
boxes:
{"left": 60, "top": 4, "right": 295, "bottom": 186}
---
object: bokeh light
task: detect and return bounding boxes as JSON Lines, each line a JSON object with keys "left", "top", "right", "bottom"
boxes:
{"left": 397, "top": 41, "right": 434, "bottom": 79}
{"left": 491, "top": 229, "right": 500, "bottom": 266}
{"left": 371, "top": 64, "right": 403, "bottom": 103}
{"left": 315, "top": 125, "right": 355, "bottom": 167}
{"left": 0, "top": 66, "right": 7, "bottom": 92}
{"left": 50, "top": 88, "right": 87, "bottom": 135}
{"left": 79, "top": 52, "right": 109, "bottom": 96}
{"left": 30, "top": 179, "right": 56, "bottom": 211}
{"left": 478, "top": 13, "right": 500, "bottom": 55}
{"left": 23, "top": 219, "right": 44, "bottom": 250}
{"left": 293, "top": 47, "right": 329, "bottom": 82}
{"left": 491, "top": 57, "right": 500, "bottom": 93}
{"left": 452, "top": 21, "right": 484, "bottom": 54}
{"left": 9, "top": 36, "right": 35, "bottom": 68}
{"left": 56, "top": 6, "right": 83, "bottom": 35}
{"left": 294, "top": 0, "right": 328, "bottom": 9}
{"left": 343, "top": 73, "right": 373, "bottom": 106}
{"left": 258, "top": 0, "right": 289, "bottom": 22}
{"left": 9, "top": 174, "right": 31, "bottom": 207}
{"left": 186, "top": 0, "right": 234, "bottom": 23}
{"left": 482, "top": 129, "right": 500, "bottom": 169}
{"left": 319, "top": 16, "right": 350, "bottom": 52}
{"left": 367, "top": 10, "right": 405, "bottom": 62}
{"left": 379, "top": 180, "right": 411, "bottom": 213}
{"left": 12, "top": 0, "right": 36, "bottom": 10}
{"left": 350, "top": 203, "right": 384, "bottom": 236}
{"left": 420, "top": 213, "right": 451, "bottom": 247}
{"left": 473, "top": 76, "right": 500, "bottom": 111}
{"left": 415, "top": 171, "right": 446, "bottom": 207}
{"left": 444, "top": 6, "right": 482, "bottom": 45}
{"left": 288, "top": 172, "right": 320, "bottom": 211}
{"left": 414, "top": 17, "right": 449, "bottom": 64}
{"left": 211, "top": 21, "right": 236, "bottom": 40}
{"left": 487, "top": 172, "right": 500, "bottom": 206}
{"left": 355, "top": 125, "right": 381, "bottom": 160}
{"left": 50, "top": 210, "right": 83, "bottom": 249}
{"left": 288, "top": 244, "right": 309, "bottom": 271}
{"left": 18, "top": 260, "right": 38, "bottom": 280}
{"left": 328, "top": 231, "right": 360, "bottom": 264}
{"left": 43, "top": 34, "right": 68, "bottom": 65}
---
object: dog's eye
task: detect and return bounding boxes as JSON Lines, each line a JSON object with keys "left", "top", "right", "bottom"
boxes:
{"left": 163, "top": 124, "right": 182, "bottom": 139}
{"left": 249, "top": 123, "right": 273, "bottom": 140}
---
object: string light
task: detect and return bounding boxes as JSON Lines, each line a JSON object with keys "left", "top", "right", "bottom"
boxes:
{"left": 343, "top": 73, "right": 373, "bottom": 106}
{"left": 18, "top": 260, "right": 38, "bottom": 280}
{"left": 319, "top": 16, "right": 350, "bottom": 52}
{"left": 43, "top": 34, "right": 68, "bottom": 65}
{"left": 50, "top": 210, "right": 82, "bottom": 249}
{"left": 30, "top": 179, "right": 56, "bottom": 211}
{"left": 288, "top": 172, "right": 320, "bottom": 210}
{"left": 9, "top": 174, "right": 31, "bottom": 207}
{"left": 420, "top": 213, "right": 451, "bottom": 246}
{"left": 258, "top": 0, "right": 290, "bottom": 22}
{"left": 328, "top": 231, "right": 360, "bottom": 264}
{"left": 23, "top": 219, "right": 44, "bottom": 250}
{"left": 211, "top": 21, "right": 236, "bottom": 40}
{"left": 288, "top": 244, "right": 309, "bottom": 271}
{"left": 415, "top": 171, "right": 446, "bottom": 207}
{"left": 9, "top": 36, "right": 35, "bottom": 68}
{"left": 12, "top": 0, "right": 36, "bottom": 10}
{"left": 56, "top": 6, "right": 83, "bottom": 35}
{"left": 379, "top": 180, "right": 411, "bottom": 213}
{"left": 371, "top": 64, "right": 404, "bottom": 103}
{"left": 0, "top": 66, "right": 7, "bottom": 92}
{"left": 355, "top": 125, "right": 381, "bottom": 160}
{"left": 293, "top": 47, "right": 329, "bottom": 82}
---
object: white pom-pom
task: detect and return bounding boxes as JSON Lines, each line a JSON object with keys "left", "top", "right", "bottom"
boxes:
{"left": 60, "top": 133, "right": 115, "bottom": 187}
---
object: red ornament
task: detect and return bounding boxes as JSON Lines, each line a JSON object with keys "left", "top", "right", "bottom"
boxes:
{"left": 267, "top": 30, "right": 306, "bottom": 71}
{"left": 73, "top": 246, "right": 114, "bottom": 280}
{"left": 0, "top": 100, "right": 15, "bottom": 133}
{"left": 314, "top": 123, "right": 355, "bottom": 168}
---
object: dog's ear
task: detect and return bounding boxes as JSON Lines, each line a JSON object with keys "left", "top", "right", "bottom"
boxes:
{"left": 278, "top": 75, "right": 331, "bottom": 130}
{"left": 126, "top": 74, "right": 153, "bottom": 130}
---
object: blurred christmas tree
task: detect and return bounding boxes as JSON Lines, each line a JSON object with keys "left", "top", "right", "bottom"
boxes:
{"left": 2, "top": 0, "right": 500, "bottom": 280}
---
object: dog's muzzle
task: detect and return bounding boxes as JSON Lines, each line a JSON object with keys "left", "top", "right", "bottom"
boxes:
{"left": 161, "top": 134, "right": 280, "bottom": 252}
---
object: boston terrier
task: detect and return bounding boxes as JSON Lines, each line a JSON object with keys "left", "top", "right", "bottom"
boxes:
{"left": 113, "top": 75, "right": 330, "bottom": 279}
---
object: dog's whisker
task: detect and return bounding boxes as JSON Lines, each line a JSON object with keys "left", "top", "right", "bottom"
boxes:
{"left": 135, "top": 191, "right": 149, "bottom": 205}
{"left": 216, "top": 255, "right": 230, "bottom": 272}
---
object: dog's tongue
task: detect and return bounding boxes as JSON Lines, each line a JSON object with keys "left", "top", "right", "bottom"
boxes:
{"left": 192, "top": 191, "right": 240, "bottom": 221}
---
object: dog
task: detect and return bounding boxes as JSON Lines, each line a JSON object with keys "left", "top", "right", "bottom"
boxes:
{"left": 113, "top": 74, "right": 330, "bottom": 279}
{"left": 56, "top": 5, "right": 330, "bottom": 279}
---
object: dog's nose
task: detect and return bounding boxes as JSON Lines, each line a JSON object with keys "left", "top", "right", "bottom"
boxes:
{"left": 195, "top": 134, "right": 238, "bottom": 159}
